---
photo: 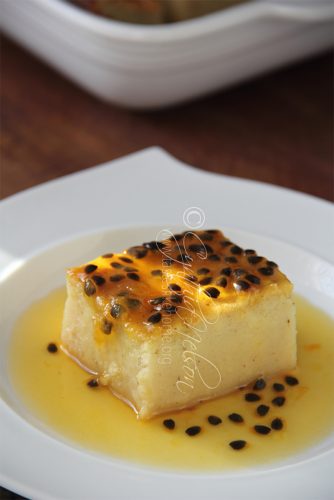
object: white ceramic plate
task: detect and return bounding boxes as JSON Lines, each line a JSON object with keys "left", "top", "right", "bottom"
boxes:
{"left": 0, "top": 147, "right": 333, "bottom": 499}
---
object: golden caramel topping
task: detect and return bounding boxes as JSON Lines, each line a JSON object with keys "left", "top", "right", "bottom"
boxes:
{"left": 68, "top": 229, "right": 289, "bottom": 335}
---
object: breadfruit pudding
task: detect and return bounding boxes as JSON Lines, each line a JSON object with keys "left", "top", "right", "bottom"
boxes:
{"left": 61, "top": 229, "right": 296, "bottom": 419}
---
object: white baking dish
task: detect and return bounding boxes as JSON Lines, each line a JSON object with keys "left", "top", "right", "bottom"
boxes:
{"left": 1, "top": 0, "right": 333, "bottom": 109}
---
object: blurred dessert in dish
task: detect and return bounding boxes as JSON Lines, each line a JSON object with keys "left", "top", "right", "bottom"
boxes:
{"left": 69, "top": 0, "right": 247, "bottom": 24}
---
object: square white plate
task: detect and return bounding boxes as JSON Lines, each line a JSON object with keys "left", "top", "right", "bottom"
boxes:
{"left": 0, "top": 148, "right": 333, "bottom": 499}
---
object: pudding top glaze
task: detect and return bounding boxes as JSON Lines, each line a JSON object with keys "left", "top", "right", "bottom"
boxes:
{"left": 68, "top": 229, "right": 291, "bottom": 335}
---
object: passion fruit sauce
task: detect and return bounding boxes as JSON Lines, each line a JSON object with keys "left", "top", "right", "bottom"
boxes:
{"left": 9, "top": 290, "right": 334, "bottom": 470}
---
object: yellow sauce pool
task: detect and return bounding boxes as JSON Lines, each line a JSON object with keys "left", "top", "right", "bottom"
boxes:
{"left": 9, "top": 289, "right": 334, "bottom": 470}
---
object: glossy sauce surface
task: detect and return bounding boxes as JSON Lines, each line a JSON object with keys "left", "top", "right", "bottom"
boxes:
{"left": 9, "top": 290, "right": 334, "bottom": 470}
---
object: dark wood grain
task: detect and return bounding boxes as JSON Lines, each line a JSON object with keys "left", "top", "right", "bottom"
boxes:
{"left": 1, "top": 36, "right": 333, "bottom": 202}
{"left": 0, "top": 488, "right": 27, "bottom": 500}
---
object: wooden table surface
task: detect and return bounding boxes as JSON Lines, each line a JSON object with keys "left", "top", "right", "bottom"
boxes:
{"left": 0, "top": 34, "right": 333, "bottom": 500}
{"left": 1, "top": 36, "right": 333, "bottom": 202}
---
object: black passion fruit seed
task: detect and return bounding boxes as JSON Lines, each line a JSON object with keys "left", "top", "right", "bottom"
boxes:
{"left": 233, "top": 268, "right": 246, "bottom": 278}
{"left": 220, "top": 240, "right": 232, "bottom": 248}
{"left": 119, "top": 256, "right": 133, "bottom": 264}
{"left": 272, "top": 396, "right": 286, "bottom": 407}
{"left": 127, "top": 272, "right": 140, "bottom": 281}
{"left": 273, "top": 383, "right": 285, "bottom": 392}
{"left": 126, "top": 298, "right": 141, "bottom": 309}
{"left": 208, "top": 254, "right": 221, "bottom": 261}
{"left": 229, "top": 440, "right": 246, "bottom": 450}
{"left": 47, "top": 342, "right": 58, "bottom": 353}
{"left": 92, "top": 275, "right": 105, "bottom": 286}
{"left": 230, "top": 245, "right": 243, "bottom": 255}
{"left": 271, "top": 418, "right": 284, "bottom": 430}
{"left": 149, "top": 296, "right": 166, "bottom": 306}
{"left": 147, "top": 312, "right": 162, "bottom": 324}
{"left": 151, "top": 269, "right": 162, "bottom": 276}
{"left": 258, "top": 267, "right": 274, "bottom": 276}
{"left": 170, "top": 294, "right": 183, "bottom": 304}
{"left": 254, "top": 425, "right": 271, "bottom": 435}
{"left": 111, "top": 262, "right": 123, "bottom": 269}
{"left": 123, "top": 267, "right": 138, "bottom": 273}
{"left": 234, "top": 280, "right": 250, "bottom": 291}
{"left": 163, "top": 419, "right": 175, "bottom": 430}
{"left": 168, "top": 283, "right": 182, "bottom": 292}
{"left": 110, "top": 274, "right": 125, "bottom": 282}
{"left": 204, "top": 287, "right": 220, "bottom": 298}
{"left": 225, "top": 256, "right": 238, "bottom": 263}
{"left": 245, "top": 274, "right": 261, "bottom": 285}
{"left": 188, "top": 244, "right": 205, "bottom": 253}
{"left": 84, "top": 279, "right": 96, "bottom": 296}
{"left": 199, "top": 277, "right": 213, "bottom": 286}
{"left": 285, "top": 375, "right": 299, "bottom": 386}
{"left": 127, "top": 246, "right": 148, "bottom": 259}
{"left": 85, "top": 264, "right": 98, "bottom": 274}
{"left": 207, "top": 415, "right": 222, "bottom": 426}
{"left": 256, "top": 405, "right": 270, "bottom": 417}
{"left": 245, "top": 393, "right": 261, "bottom": 402}
{"left": 197, "top": 267, "right": 210, "bottom": 275}
{"left": 247, "top": 256, "right": 263, "bottom": 265}
{"left": 87, "top": 379, "right": 99, "bottom": 388}
{"left": 101, "top": 319, "right": 113, "bottom": 334}
{"left": 201, "top": 232, "right": 214, "bottom": 241}
{"left": 162, "top": 304, "right": 177, "bottom": 314}
{"left": 228, "top": 413, "right": 244, "bottom": 423}
{"left": 185, "top": 426, "right": 201, "bottom": 436}
{"left": 185, "top": 274, "right": 198, "bottom": 283}
{"left": 221, "top": 267, "right": 232, "bottom": 276}
{"left": 253, "top": 378, "right": 266, "bottom": 390}
{"left": 216, "top": 277, "right": 227, "bottom": 288}
{"left": 110, "top": 303, "right": 122, "bottom": 319}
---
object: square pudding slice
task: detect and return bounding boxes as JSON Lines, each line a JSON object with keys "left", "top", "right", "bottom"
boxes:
{"left": 61, "top": 229, "right": 297, "bottom": 419}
